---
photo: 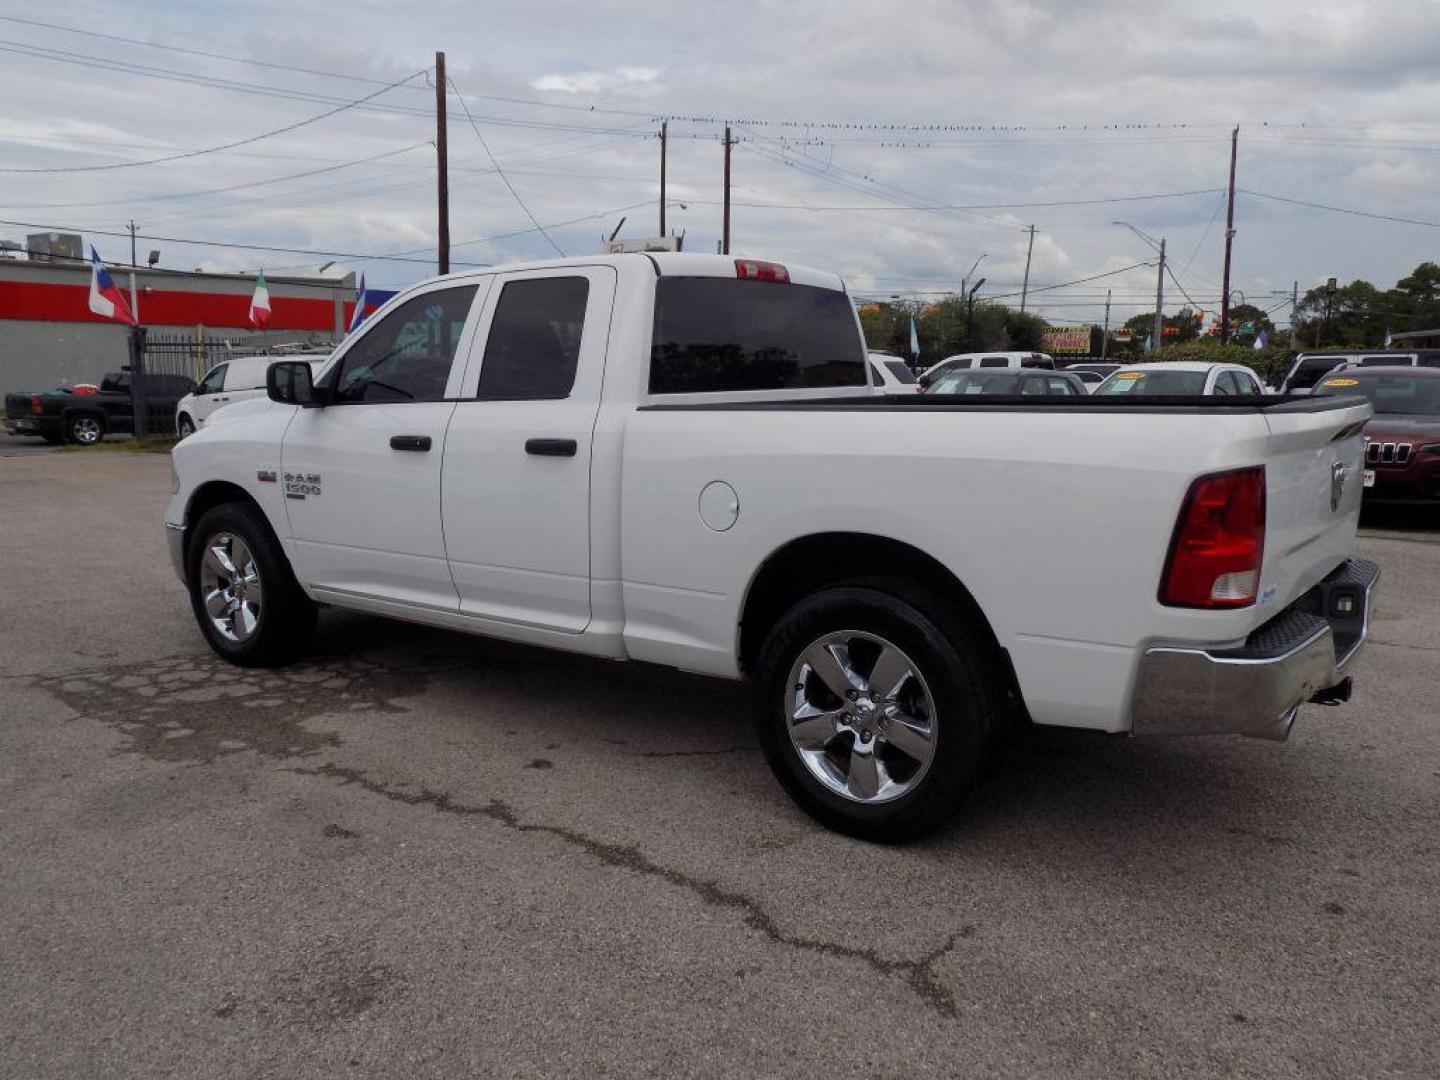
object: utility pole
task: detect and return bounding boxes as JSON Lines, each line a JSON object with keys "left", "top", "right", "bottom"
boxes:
{"left": 1100, "top": 288, "right": 1112, "bottom": 361}
{"left": 126, "top": 220, "right": 139, "bottom": 324}
{"left": 435, "top": 51, "right": 450, "bottom": 275}
{"left": 1219, "top": 125, "right": 1239, "bottom": 343}
{"left": 722, "top": 126, "right": 732, "bottom": 256}
{"left": 1019, "top": 224, "right": 1036, "bottom": 313}
{"left": 659, "top": 120, "right": 668, "bottom": 237}
{"left": 1291, "top": 280, "right": 1299, "bottom": 347}
{"left": 1152, "top": 238, "right": 1166, "bottom": 354}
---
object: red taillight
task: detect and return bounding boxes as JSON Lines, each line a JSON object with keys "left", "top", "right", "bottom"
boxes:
{"left": 31, "top": 395, "right": 42, "bottom": 416}
{"left": 1160, "top": 467, "right": 1266, "bottom": 609}
{"left": 734, "top": 259, "right": 789, "bottom": 283}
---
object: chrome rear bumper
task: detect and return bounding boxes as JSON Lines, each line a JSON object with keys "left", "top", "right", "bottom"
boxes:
{"left": 1130, "top": 559, "right": 1380, "bottom": 740}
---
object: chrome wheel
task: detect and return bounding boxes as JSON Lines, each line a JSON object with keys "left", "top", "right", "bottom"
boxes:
{"left": 70, "top": 416, "right": 102, "bottom": 444}
{"left": 785, "top": 630, "right": 937, "bottom": 804}
{"left": 198, "top": 532, "right": 263, "bottom": 643}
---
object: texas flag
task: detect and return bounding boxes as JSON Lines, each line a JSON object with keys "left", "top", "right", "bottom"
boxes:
{"left": 248, "top": 269, "right": 271, "bottom": 329}
{"left": 347, "top": 272, "right": 368, "bottom": 334}
{"left": 87, "top": 246, "right": 136, "bottom": 325}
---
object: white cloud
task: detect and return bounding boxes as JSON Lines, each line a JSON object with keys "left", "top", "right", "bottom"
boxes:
{"left": 532, "top": 67, "right": 660, "bottom": 94}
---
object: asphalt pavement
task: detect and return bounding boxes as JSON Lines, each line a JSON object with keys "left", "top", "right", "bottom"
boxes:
{"left": 1, "top": 447, "right": 1437, "bottom": 1079}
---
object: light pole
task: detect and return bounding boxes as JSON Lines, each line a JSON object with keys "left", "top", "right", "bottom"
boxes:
{"left": 961, "top": 253, "right": 988, "bottom": 298}
{"left": 965, "top": 277, "right": 986, "bottom": 344}
{"left": 1114, "top": 221, "right": 1166, "bottom": 354}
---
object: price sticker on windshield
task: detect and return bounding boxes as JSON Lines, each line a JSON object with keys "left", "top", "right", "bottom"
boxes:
{"left": 1363, "top": 469, "right": 1375, "bottom": 488}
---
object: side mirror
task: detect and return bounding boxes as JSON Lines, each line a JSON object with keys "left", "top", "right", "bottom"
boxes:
{"left": 918, "top": 373, "right": 933, "bottom": 390}
{"left": 267, "top": 361, "right": 323, "bottom": 407}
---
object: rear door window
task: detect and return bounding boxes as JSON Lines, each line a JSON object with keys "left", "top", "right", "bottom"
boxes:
{"left": 478, "top": 277, "right": 590, "bottom": 400}
{"left": 979, "top": 356, "right": 1009, "bottom": 368}
{"left": 649, "top": 278, "right": 866, "bottom": 394}
{"left": 1046, "top": 376, "right": 1078, "bottom": 395}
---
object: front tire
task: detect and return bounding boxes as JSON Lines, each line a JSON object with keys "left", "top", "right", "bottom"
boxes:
{"left": 187, "top": 502, "right": 316, "bottom": 667}
{"left": 752, "top": 580, "right": 1006, "bottom": 842}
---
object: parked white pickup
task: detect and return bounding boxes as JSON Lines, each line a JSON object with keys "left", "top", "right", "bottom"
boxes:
{"left": 165, "top": 253, "right": 1379, "bottom": 840}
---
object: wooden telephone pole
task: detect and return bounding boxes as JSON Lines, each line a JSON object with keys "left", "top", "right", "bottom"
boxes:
{"left": 1019, "top": 224, "right": 1036, "bottom": 312}
{"left": 435, "top": 51, "right": 450, "bottom": 275}
{"left": 1219, "top": 125, "right": 1238, "bottom": 342}
{"left": 722, "top": 127, "right": 733, "bottom": 255}
{"left": 659, "top": 121, "right": 668, "bottom": 237}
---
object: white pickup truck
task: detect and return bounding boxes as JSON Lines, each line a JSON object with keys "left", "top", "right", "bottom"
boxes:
{"left": 166, "top": 253, "right": 1379, "bottom": 840}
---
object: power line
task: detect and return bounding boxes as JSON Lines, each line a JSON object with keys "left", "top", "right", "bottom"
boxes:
{"left": 985, "top": 262, "right": 1154, "bottom": 301}
{"left": 0, "top": 215, "right": 487, "bottom": 267}
{"left": 0, "top": 142, "right": 434, "bottom": 210}
{"left": 448, "top": 77, "right": 565, "bottom": 256}
{"left": 0, "top": 14, "right": 429, "bottom": 90}
{"left": 0, "top": 66, "right": 428, "bottom": 173}
{"left": 680, "top": 187, "right": 1223, "bottom": 212}
{"left": 1241, "top": 188, "right": 1440, "bottom": 229}
{"left": 0, "top": 39, "right": 648, "bottom": 139}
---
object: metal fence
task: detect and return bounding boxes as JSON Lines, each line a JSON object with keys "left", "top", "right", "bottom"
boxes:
{"left": 133, "top": 329, "right": 335, "bottom": 434}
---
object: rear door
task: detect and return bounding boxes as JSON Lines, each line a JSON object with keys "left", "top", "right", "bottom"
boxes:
{"left": 441, "top": 266, "right": 616, "bottom": 632}
{"left": 282, "top": 280, "right": 485, "bottom": 609}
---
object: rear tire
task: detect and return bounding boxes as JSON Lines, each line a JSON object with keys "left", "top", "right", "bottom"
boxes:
{"left": 187, "top": 502, "right": 316, "bottom": 667}
{"left": 66, "top": 413, "right": 104, "bottom": 446}
{"left": 752, "top": 579, "right": 1006, "bottom": 842}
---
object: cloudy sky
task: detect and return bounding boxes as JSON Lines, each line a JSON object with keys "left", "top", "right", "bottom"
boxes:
{"left": 3, "top": 0, "right": 1439, "bottom": 326}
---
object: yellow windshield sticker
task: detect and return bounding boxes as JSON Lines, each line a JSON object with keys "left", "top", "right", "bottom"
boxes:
{"left": 1115, "top": 371, "right": 1144, "bottom": 380}
{"left": 1322, "top": 377, "right": 1360, "bottom": 387}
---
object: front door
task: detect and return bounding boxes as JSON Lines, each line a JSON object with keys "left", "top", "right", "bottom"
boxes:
{"left": 192, "top": 363, "right": 228, "bottom": 427}
{"left": 282, "top": 280, "right": 486, "bottom": 610}
{"left": 442, "top": 267, "right": 615, "bottom": 632}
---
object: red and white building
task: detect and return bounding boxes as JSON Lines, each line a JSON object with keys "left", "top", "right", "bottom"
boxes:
{"left": 0, "top": 254, "right": 379, "bottom": 389}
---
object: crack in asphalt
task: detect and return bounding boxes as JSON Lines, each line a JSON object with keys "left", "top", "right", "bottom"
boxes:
{"left": 629, "top": 745, "right": 760, "bottom": 758}
{"left": 1369, "top": 637, "right": 1440, "bottom": 654}
{"left": 291, "top": 761, "right": 972, "bottom": 1019}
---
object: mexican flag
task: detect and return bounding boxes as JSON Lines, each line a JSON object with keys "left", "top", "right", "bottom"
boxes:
{"left": 248, "top": 270, "right": 272, "bottom": 329}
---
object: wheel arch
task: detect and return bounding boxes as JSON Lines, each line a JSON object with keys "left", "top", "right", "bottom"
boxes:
{"left": 182, "top": 481, "right": 285, "bottom": 572}
{"left": 737, "top": 532, "right": 1009, "bottom": 680}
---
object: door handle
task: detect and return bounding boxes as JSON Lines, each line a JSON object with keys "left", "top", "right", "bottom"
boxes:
{"left": 525, "top": 437, "right": 577, "bottom": 457}
{"left": 389, "top": 434, "right": 432, "bottom": 452}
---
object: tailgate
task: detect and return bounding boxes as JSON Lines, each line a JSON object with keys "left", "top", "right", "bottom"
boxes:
{"left": 1260, "top": 399, "right": 1371, "bottom": 611}
{"left": 4, "top": 393, "right": 35, "bottom": 420}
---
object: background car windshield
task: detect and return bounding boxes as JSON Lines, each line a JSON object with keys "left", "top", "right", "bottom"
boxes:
{"left": 649, "top": 278, "right": 866, "bottom": 393}
{"left": 1314, "top": 376, "right": 1440, "bottom": 414}
{"left": 1097, "top": 370, "right": 1208, "bottom": 395}
{"left": 927, "top": 371, "right": 1020, "bottom": 394}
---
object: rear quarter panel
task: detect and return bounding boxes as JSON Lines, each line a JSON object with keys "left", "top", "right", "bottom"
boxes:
{"left": 618, "top": 405, "right": 1302, "bottom": 730}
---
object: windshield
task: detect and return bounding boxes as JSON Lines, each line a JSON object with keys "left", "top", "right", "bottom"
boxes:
{"left": 926, "top": 371, "right": 1021, "bottom": 395}
{"left": 1097, "top": 369, "right": 1208, "bottom": 395}
{"left": 1313, "top": 375, "right": 1440, "bottom": 415}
